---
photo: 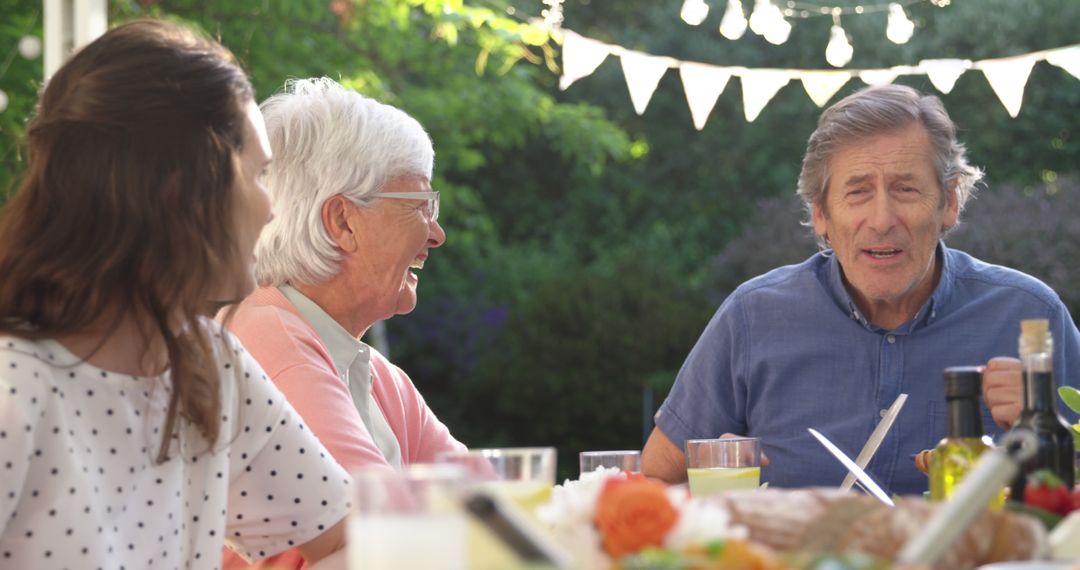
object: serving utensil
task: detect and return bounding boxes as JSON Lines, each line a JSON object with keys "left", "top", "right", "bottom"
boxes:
{"left": 840, "top": 393, "right": 908, "bottom": 491}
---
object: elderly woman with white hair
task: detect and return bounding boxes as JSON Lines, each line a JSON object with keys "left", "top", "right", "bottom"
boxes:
{"left": 221, "top": 78, "right": 466, "bottom": 569}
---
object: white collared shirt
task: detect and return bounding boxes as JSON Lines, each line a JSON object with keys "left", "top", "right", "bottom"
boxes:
{"left": 279, "top": 286, "right": 402, "bottom": 469}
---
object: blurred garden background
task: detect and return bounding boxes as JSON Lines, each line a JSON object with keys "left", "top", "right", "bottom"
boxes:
{"left": 1, "top": 0, "right": 1078, "bottom": 478}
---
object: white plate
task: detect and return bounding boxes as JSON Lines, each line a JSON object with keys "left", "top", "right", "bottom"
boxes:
{"left": 978, "top": 562, "right": 1078, "bottom": 570}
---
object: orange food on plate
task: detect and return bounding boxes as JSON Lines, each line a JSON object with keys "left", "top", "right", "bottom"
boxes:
{"left": 594, "top": 475, "right": 679, "bottom": 558}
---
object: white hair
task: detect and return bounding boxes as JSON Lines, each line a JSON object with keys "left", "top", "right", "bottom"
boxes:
{"left": 254, "top": 77, "right": 435, "bottom": 286}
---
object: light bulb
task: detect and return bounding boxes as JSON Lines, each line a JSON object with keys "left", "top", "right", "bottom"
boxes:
{"left": 18, "top": 36, "right": 42, "bottom": 59}
{"left": 826, "top": 24, "right": 853, "bottom": 67}
{"left": 680, "top": 0, "right": 710, "bottom": 26}
{"left": 749, "top": 0, "right": 790, "bottom": 44}
{"left": 0, "top": 89, "right": 8, "bottom": 113}
{"left": 886, "top": 3, "right": 914, "bottom": 44}
{"left": 762, "top": 11, "right": 791, "bottom": 44}
{"left": 719, "top": 0, "right": 748, "bottom": 40}
{"left": 749, "top": 0, "right": 773, "bottom": 35}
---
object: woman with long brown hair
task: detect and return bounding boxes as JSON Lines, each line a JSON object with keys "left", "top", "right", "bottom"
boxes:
{"left": 0, "top": 20, "right": 349, "bottom": 568}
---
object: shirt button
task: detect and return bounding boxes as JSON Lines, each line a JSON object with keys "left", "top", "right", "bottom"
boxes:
{"left": 880, "top": 409, "right": 889, "bottom": 418}
{"left": 887, "top": 335, "right": 896, "bottom": 344}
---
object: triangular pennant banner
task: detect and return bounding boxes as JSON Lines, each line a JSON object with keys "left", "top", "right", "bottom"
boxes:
{"left": 859, "top": 69, "right": 898, "bottom": 86}
{"left": 920, "top": 59, "right": 969, "bottom": 94}
{"left": 559, "top": 30, "right": 611, "bottom": 91}
{"left": 981, "top": 56, "right": 1036, "bottom": 118}
{"left": 679, "top": 62, "right": 732, "bottom": 130}
{"left": 740, "top": 70, "right": 790, "bottom": 122}
{"left": 1046, "top": 46, "right": 1080, "bottom": 81}
{"left": 800, "top": 71, "right": 850, "bottom": 107}
{"left": 620, "top": 51, "right": 672, "bottom": 115}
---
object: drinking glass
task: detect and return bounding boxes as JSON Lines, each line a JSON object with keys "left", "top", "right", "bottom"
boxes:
{"left": 685, "top": 437, "right": 761, "bottom": 497}
{"left": 435, "top": 447, "right": 557, "bottom": 515}
{"left": 579, "top": 450, "right": 641, "bottom": 475}
{"left": 436, "top": 448, "right": 557, "bottom": 570}
{"left": 348, "top": 464, "right": 468, "bottom": 570}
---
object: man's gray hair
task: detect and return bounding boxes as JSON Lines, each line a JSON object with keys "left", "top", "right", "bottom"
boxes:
{"left": 797, "top": 84, "right": 983, "bottom": 247}
{"left": 253, "top": 77, "right": 435, "bottom": 286}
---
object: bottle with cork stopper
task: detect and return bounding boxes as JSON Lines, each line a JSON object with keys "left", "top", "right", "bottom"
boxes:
{"left": 1007, "top": 318, "right": 1076, "bottom": 502}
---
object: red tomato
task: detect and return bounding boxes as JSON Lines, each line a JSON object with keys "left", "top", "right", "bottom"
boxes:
{"left": 1025, "top": 471, "right": 1072, "bottom": 516}
{"left": 1071, "top": 486, "right": 1080, "bottom": 513}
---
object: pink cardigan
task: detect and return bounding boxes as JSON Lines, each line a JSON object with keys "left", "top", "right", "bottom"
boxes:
{"left": 222, "top": 287, "right": 466, "bottom": 569}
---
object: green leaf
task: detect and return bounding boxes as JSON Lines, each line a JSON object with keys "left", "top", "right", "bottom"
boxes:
{"left": 1006, "top": 501, "right": 1064, "bottom": 531}
{"left": 1059, "top": 386, "right": 1080, "bottom": 414}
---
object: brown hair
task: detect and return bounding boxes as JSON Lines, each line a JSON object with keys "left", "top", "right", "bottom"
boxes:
{"left": 0, "top": 20, "right": 254, "bottom": 462}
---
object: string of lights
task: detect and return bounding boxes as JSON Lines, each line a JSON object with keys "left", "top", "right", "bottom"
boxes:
{"left": 679, "top": 0, "right": 944, "bottom": 68}
{"left": 778, "top": 0, "right": 946, "bottom": 18}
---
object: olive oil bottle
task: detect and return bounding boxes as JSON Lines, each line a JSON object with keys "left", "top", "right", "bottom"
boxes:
{"left": 1008, "top": 319, "right": 1076, "bottom": 502}
{"left": 929, "top": 366, "right": 1004, "bottom": 505}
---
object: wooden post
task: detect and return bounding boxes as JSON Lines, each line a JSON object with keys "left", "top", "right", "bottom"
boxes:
{"left": 43, "top": 0, "right": 107, "bottom": 79}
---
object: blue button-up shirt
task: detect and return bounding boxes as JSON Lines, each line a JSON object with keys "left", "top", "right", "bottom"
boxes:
{"left": 656, "top": 244, "right": 1080, "bottom": 496}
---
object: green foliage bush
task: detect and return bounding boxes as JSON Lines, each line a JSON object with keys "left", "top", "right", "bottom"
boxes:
{"left": 423, "top": 255, "right": 711, "bottom": 479}
{"left": 948, "top": 176, "right": 1080, "bottom": 318}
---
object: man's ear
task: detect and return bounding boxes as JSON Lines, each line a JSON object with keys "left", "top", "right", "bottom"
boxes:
{"left": 942, "top": 180, "right": 959, "bottom": 231}
{"left": 811, "top": 203, "right": 828, "bottom": 240}
{"left": 322, "top": 195, "right": 359, "bottom": 253}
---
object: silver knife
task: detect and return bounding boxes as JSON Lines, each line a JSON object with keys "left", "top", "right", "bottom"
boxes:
{"left": 808, "top": 428, "right": 895, "bottom": 506}
{"left": 840, "top": 393, "right": 908, "bottom": 491}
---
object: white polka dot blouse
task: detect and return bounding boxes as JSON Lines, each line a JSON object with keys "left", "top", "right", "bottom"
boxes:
{"left": 0, "top": 321, "right": 351, "bottom": 569}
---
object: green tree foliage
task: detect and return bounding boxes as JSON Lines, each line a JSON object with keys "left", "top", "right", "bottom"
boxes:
{"left": 0, "top": 0, "right": 43, "bottom": 197}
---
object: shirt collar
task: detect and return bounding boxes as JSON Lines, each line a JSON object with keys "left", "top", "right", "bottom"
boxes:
{"left": 824, "top": 241, "right": 951, "bottom": 333}
{"left": 278, "top": 285, "right": 369, "bottom": 380}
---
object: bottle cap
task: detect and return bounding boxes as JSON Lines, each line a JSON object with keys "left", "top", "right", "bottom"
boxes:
{"left": 943, "top": 366, "right": 982, "bottom": 399}
{"left": 1019, "top": 318, "right": 1052, "bottom": 355}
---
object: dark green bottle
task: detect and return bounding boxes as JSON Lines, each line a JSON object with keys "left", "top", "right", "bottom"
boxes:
{"left": 1008, "top": 319, "right": 1076, "bottom": 502}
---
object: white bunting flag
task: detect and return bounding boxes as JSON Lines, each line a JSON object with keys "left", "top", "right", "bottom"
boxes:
{"left": 859, "top": 69, "right": 898, "bottom": 86}
{"left": 740, "top": 70, "right": 790, "bottom": 122}
{"left": 555, "top": 28, "right": 1077, "bottom": 125}
{"left": 559, "top": 30, "right": 611, "bottom": 91}
{"left": 1046, "top": 46, "right": 1080, "bottom": 81}
{"left": 920, "top": 59, "right": 970, "bottom": 94}
{"left": 800, "top": 71, "right": 851, "bottom": 107}
{"left": 620, "top": 50, "right": 673, "bottom": 115}
{"left": 679, "top": 62, "right": 732, "bottom": 130}
{"left": 980, "top": 56, "right": 1036, "bottom": 118}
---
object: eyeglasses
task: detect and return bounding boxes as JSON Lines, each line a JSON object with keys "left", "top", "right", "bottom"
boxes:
{"left": 374, "top": 190, "right": 440, "bottom": 222}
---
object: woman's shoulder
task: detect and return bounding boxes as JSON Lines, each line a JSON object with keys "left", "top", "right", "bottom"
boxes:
{"left": 0, "top": 335, "right": 66, "bottom": 394}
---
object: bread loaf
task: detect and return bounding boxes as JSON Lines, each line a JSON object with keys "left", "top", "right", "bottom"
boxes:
{"left": 707, "top": 489, "right": 1047, "bottom": 569}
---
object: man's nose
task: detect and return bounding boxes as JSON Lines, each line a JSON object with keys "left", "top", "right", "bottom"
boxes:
{"left": 867, "top": 192, "right": 898, "bottom": 234}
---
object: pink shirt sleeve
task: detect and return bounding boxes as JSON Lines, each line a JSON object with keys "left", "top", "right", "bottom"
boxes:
{"left": 225, "top": 305, "right": 396, "bottom": 475}
{"left": 369, "top": 350, "right": 467, "bottom": 463}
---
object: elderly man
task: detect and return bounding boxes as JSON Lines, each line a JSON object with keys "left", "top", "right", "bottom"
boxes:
{"left": 221, "top": 78, "right": 465, "bottom": 569}
{"left": 642, "top": 85, "right": 1080, "bottom": 495}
